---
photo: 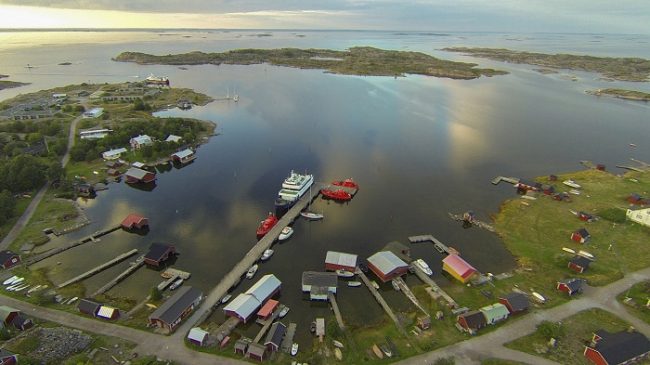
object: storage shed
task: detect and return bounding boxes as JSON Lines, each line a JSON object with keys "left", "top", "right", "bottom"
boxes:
{"left": 569, "top": 256, "right": 591, "bottom": 273}
{"left": 367, "top": 251, "right": 408, "bottom": 282}
{"left": 584, "top": 329, "right": 650, "bottom": 365}
{"left": 479, "top": 303, "right": 509, "bottom": 325}
{"left": 264, "top": 321, "right": 286, "bottom": 352}
{"left": 188, "top": 327, "right": 210, "bottom": 346}
{"left": 457, "top": 310, "right": 487, "bottom": 334}
{"left": 557, "top": 278, "right": 584, "bottom": 296}
{"left": 144, "top": 243, "right": 176, "bottom": 267}
{"left": 0, "top": 250, "right": 20, "bottom": 269}
{"left": 149, "top": 286, "right": 203, "bottom": 333}
{"left": 325, "top": 251, "right": 358, "bottom": 272}
{"left": 442, "top": 254, "right": 478, "bottom": 284}
{"left": 571, "top": 228, "right": 591, "bottom": 244}
{"left": 498, "top": 292, "right": 530, "bottom": 314}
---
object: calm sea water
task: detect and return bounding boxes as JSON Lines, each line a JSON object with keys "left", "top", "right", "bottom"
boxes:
{"left": 2, "top": 30, "right": 650, "bottom": 341}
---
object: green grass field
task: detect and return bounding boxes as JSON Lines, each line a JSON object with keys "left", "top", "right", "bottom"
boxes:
{"left": 617, "top": 281, "right": 650, "bottom": 325}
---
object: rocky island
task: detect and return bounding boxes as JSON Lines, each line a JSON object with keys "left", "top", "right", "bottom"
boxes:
{"left": 587, "top": 88, "right": 650, "bottom": 102}
{"left": 113, "top": 46, "right": 508, "bottom": 79}
{"left": 443, "top": 47, "right": 650, "bottom": 82}
{"left": 0, "top": 74, "right": 29, "bottom": 90}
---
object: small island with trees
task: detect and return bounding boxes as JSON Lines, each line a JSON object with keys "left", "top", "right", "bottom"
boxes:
{"left": 113, "top": 46, "right": 508, "bottom": 80}
{"left": 586, "top": 88, "right": 650, "bottom": 102}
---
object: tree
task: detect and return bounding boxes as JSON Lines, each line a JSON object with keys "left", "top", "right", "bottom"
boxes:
{"left": 46, "top": 162, "right": 65, "bottom": 182}
{"left": 538, "top": 320, "right": 566, "bottom": 339}
{"left": 0, "top": 190, "right": 16, "bottom": 225}
{"left": 150, "top": 287, "right": 162, "bottom": 301}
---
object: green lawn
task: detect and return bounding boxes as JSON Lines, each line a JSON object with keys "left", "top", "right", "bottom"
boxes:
{"left": 617, "top": 281, "right": 650, "bottom": 325}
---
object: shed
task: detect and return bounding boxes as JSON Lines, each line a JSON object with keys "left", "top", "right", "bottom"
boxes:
{"left": 578, "top": 212, "right": 595, "bottom": 222}
{"left": 106, "top": 168, "right": 121, "bottom": 177}
{"left": 627, "top": 207, "right": 650, "bottom": 227}
{"left": 325, "top": 251, "right": 358, "bottom": 272}
{"left": 102, "top": 147, "right": 127, "bottom": 160}
{"left": 234, "top": 338, "right": 250, "bottom": 355}
{"left": 188, "top": 327, "right": 210, "bottom": 346}
{"left": 149, "top": 286, "right": 203, "bottom": 333}
{"left": 557, "top": 278, "right": 584, "bottom": 296}
{"left": 144, "top": 243, "right": 176, "bottom": 267}
{"left": 171, "top": 149, "right": 196, "bottom": 164}
{"left": 0, "top": 250, "right": 20, "bottom": 269}
{"left": 0, "top": 306, "right": 20, "bottom": 325}
{"left": 316, "top": 318, "right": 325, "bottom": 336}
{"left": 584, "top": 329, "right": 650, "bottom": 365}
{"left": 223, "top": 294, "right": 261, "bottom": 323}
{"left": 11, "top": 314, "right": 33, "bottom": 330}
{"left": 301, "top": 271, "right": 337, "bottom": 300}
{"left": 124, "top": 167, "right": 156, "bottom": 184}
{"left": 571, "top": 228, "right": 591, "bottom": 244}
{"left": 479, "top": 303, "right": 510, "bottom": 325}
{"left": 245, "top": 274, "right": 281, "bottom": 302}
{"left": 130, "top": 134, "right": 153, "bottom": 149}
{"left": 457, "top": 310, "right": 487, "bottom": 334}
{"left": 264, "top": 321, "right": 286, "bottom": 352}
{"left": 82, "top": 107, "right": 104, "bottom": 118}
{"left": 165, "top": 134, "right": 182, "bottom": 143}
{"left": 442, "top": 254, "right": 478, "bottom": 284}
{"left": 516, "top": 180, "right": 542, "bottom": 192}
{"left": 569, "top": 256, "right": 591, "bottom": 273}
{"left": 257, "top": 299, "right": 279, "bottom": 320}
{"left": 498, "top": 292, "right": 530, "bottom": 314}
{"left": 628, "top": 193, "right": 644, "bottom": 204}
{"left": 96, "top": 306, "right": 119, "bottom": 320}
{"left": 0, "top": 349, "right": 17, "bottom": 365}
{"left": 367, "top": 251, "right": 409, "bottom": 282}
{"left": 121, "top": 214, "right": 149, "bottom": 230}
{"left": 246, "top": 342, "right": 266, "bottom": 362}
{"left": 77, "top": 299, "right": 101, "bottom": 317}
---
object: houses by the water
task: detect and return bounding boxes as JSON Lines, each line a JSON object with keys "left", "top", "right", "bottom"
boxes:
{"left": 223, "top": 274, "right": 282, "bottom": 323}
{"left": 149, "top": 286, "right": 203, "bottom": 333}
{"left": 367, "top": 251, "right": 409, "bottom": 282}
{"left": 442, "top": 254, "right": 477, "bottom": 284}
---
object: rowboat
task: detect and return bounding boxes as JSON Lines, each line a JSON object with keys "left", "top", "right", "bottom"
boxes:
{"left": 3, "top": 276, "right": 18, "bottom": 285}
{"left": 578, "top": 250, "right": 595, "bottom": 260}
{"left": 300, "top": 211, "right": 324, "bottom": 220}
{"left": 332, "top": 340, "right": 344, "bottom": 348}
{"left": 532, "top": 292, "right": 546, "bottom": 303}
{"left": 336, "top": 270, "right": 354, "bottom": 278}
{"left": 562, "top": 247, "right": 576, "bottom": 254}
{"left": 347, "top": 281, "right": 362, "bottom": 287}
{"left": 372, "top": 344, "right": 384, "bottom": 359}
{"left": 334, "top": 347, "right": 343, "bottom": 360}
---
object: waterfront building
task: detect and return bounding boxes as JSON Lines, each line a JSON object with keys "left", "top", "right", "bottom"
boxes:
{"left": 264, "top": 321, "right": 286, "bottom": 352}
{"left": 325, "top": 251, "right": 358, "bottom": 272}
{"left": 144, "top": 243, "right": 176, "bottom": 267}
{"left": 442, "top": 254, "right": 477, "bottom": 284}
{"left": 301, "top": 271, "right": 337, "bottom": 300}
{"left": 148, "top": 286, "right": 203, "bottom": 333}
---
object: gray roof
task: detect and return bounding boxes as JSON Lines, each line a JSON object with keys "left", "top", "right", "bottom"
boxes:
{"left": 245, "top": 274, "right": 281, "bottom": 302}
{"left": 246, "top": 343, "right": 266, "bottom": 358}
{"left": 594, "top": 330, "right": 650, "bottom": 364}
{"left": 302, "top": 271, "right": 338, "bottom": 289}
{"left": 501, "top": 292, "right": 530, "bottom": 312}
{"left": 367, "top": 251, "right": 408, "bottom": 275}
{"left": 325, "top": 251, "right": 357, "bottom": 268}
{"left": 264, "top": 321, "right": 286, "bottom": 347}
{"left": 149, "top": 286, "right": 202, "bottom": 325}
{"left": 223, "top": 293, "right": 261, "bottom": 320}
{"left": 172, "top": 148, "right": 194, "bottom": 159}
{"left": 77, "top": 299, "right": 100, "bottom": 315}
{"left": 125, "top": 167, "right": 150, "bottom": 180}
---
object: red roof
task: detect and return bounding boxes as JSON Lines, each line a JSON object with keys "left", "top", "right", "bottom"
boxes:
{"left": 121, "top": 214, "right": 148, "bottom": 228}
{"left": 442, "top": 254, "right": 477, "bottom": 278}
{"left": 257, "top": 299, "right": 279, "bottom": 318}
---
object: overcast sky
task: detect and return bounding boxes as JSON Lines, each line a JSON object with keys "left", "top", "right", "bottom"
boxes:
{"left": 0, "top": 0, "right": 649, "bottom": 34}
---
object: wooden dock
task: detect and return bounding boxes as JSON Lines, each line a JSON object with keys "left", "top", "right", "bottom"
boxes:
{"left": 393, "top": 277, "right": 428, "bottom": 316}
{"left": 616, "top": 165, "right": 644, "bottom": 172}
{"left": 408, "top": 235, "right": 450, "bottom": 255}
{"left": 328, "top": 292, "right": 345, "bottom": 330}
{"left": 161, "top": 268, "right": 191, "bottom": 280}
{"left": 57, "top": 249, "right": 139, "bottom": 288}
{"left": 447, "top": 212, "right": 496, "bottom": 233}
{"left": 157, "top": 275, "right": 179, "bottom": 292}
{"left": 92, "top": 256, "right": 144, "bottom": 297}
{"left": 24, "top": 225, "right": 121, "bottom": 267}
{"left": 253, "top": 305, "right": 284, "bottom": 343}
{"left": 491, "top": 176, "right": 520, "bottom": 185}
{"left": 213, "top": 317, "right": 240, "bottom": 343}
{"left": 280, "top": 323, "right": 297, "bottom": 353}
{"left": 356, "top": 269, "right": 408, "bottom": 338}
{"left": 412, "top": 266, "right": 458, "bottom": 308}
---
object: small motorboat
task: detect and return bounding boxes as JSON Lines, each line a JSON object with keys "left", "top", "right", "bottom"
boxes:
{"left": 278, "top": 226, "right": 294, "bottom": 241}
{"left": 261, "top": 249, "right": 274, "bottom": 261}
{"left": 371, "top": 281, "right": 380, "bottom": 289}
{"left": 532, "top": 291, "right": 546, "bottom": 304}
{"left": 3, "top": 276, "right": 18, "bottom": 286}
{"left": 332, "top": 340, "right": 344, "bottom": 349}
{"left": 336, "top": 270, "right": 354, "bottom": 278}
{"left": 413, "top": 259, "right": 433, "bottom": 276}
{"left": 380, "top": 344, "right": 393, "bottom": 358}
{"left": 562, "top": 247, "right": 576, "bottom": 254}
{"left": 246, "top": 264, "right": 259, "bottom": 279}
{"left": 300, "top": 211, "right": 324, "bottom": 220}
{"left": 347, "top": 281, "right": 362, "bottom": 287}
{"left": 320, "top": 188, "right": 352, "bottom": 201}
{"left": 332, "top": 178, "right": 359, "bottom": 189}
{"left": 563, "top": 179, "right": 581, "bottom": 189}
{"left": 391, "top": 280, "right": 401, "bottom": 291}
{"left": 221, "top": 294, "right": 232, "bottom": 304}
{"left": 291, "top": 343, "right": 299, "bottom": 356}
{"left": 309, "top": 321, "right": 316, "bottom": 333}
{"left": 279, "top": 306, "right": 290, "bottom": 318}
{"left": 169, "top": 278, "right": 184, "bottom": 290}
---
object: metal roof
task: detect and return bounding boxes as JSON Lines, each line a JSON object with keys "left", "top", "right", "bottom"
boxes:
{"left": 165, "top": 134, "right": 182, "bottom": 142}
{"left": 149, "top": 286, "right": 202, "bottom": 325}
{"left": 96, "top": 306, "right": 117, "bottom": 319}
{"left": 257, "top": 299, "right": 279, "bottom": 318}
{"left": 144, "top": 243, "right": 174, "bottom": 262}
{"left": 264, "top": 321, "right": 286, "bottom": 347}
{"left": 594, "top": 330, "right": 650, "bottom": 364}
{"left": 188, "top": 327, "right": 209, "bottom": 343}
{"left": 223, "top": 294, "right": 261, "bottom": 320}
{"left": 131, "top": 134, "right": 152, "bottom": 144}
{"left": 246, "top": 274, "right": 281, "bottom": 302}
{"left": 367, "top": 251, "right": 408, "bottom": 275}
{"left": 442, "top": 254, "right": 477, "bottom": 278}
{"left": 172, "top": 149, "right": 194, "bottom": 159}
{"left": 302, "top": 271, "right": 338, "bottom": 289}
{"left": 125, "top": 167, "right": 151, "bottom": 180}
{"left": 479, "top": 303, "right": 509, "bottom": 322}
{"left": 501, "top": 292, "right": 530, "bottom": 312}
{"left": 102, "top": 148, "right": 127, "bottom": 157}
{"left": 325, "top": 251, "right": 358, "bottom": 268}
{"left": 77, "top": 299, "right": 100, "bottom": 315}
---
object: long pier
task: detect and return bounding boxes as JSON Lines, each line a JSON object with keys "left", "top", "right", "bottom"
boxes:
{"left": 175, "top": 188, "right": 321, "bottom": 338}
{"left": 411, "top": 265, "right": 458, "bottom": 308}
{"left": 356, "top": 269, "right": 408, "bottom": 338}
{"left": 57, "top": 249, "right": 139, "bottom": 289}
{"left": 616, "top": 165, "right": 644, "bottom": 172}
{"left": 92, "top": 256, "right": 144, "bottom": 297}
{"left": 24, "top": 225, "right": 121, "bottom": 267}
{"left": 393, "top": 277, "right": 428, "bottom": 316}
{"left": 328, "top": 292, "right": 345, "bottom": 330}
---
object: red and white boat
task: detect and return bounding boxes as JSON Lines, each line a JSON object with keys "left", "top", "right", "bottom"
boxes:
{"left": 256, "top": 213, "right": 278, "bottom": 239}
{"left": 332, "top": 178, "right": 359, "bottom": 189}
{"left": 321, "top": 189, "right": 352, "bottom": 201}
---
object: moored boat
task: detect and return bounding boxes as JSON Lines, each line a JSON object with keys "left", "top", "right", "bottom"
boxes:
{"left": 413, "top": 259, "right": 433, "bottom": 276}
{"left": 391, "top": 280, "right": 400, "bottom": 291}
{"left": 291, "top": 343, "right": 299, "bottom": 356}
{"left": 256, "top": 213, "right": 278, "bottom": 239}
{"left": 300, "top": 211, "right": 324, "bottom": 220}
{"left": 279, "top": 306, "right": 290, "bottom": 318}
{"left": 332, "top": 340, "right": 344, "bottom": 349}
{"left": 310, "top": 321, "right": 316, "bottom": 333}
{"left": 347, "top": 281, "right": 362, "bottom": 287}
{"left": 320, "top": 188, "right": 352, "bottom": 201}
{"left": 246, "top": 264, "right": 259, "bottom": 279}
{"left": 145, "top": 73, "right": 170, "bottom": 86}
{"left": 278, "top": 226, "right": 294, "bottom": 241}
{"left": 332, "top": 178, "right": 359, "bottom": 189}
{"left": 563, "top": 179, "right": 582, "bottom": 189}
{"left": 532, "top": 291, "right": 546, "bottom": 303}
{"left": 371, "top": 281, "right": 380, "bottom": 289}
{"left": 261, "top": 249, "right": 274, "bottom": 261}
{"left": 169, "top": 278, "right": 184, "bottom": 290}
{"left": 336, "top": 270, "right": 354, "bottom": 278}
{"left": 221, "top": 294, "right": 232, "bottom": 304}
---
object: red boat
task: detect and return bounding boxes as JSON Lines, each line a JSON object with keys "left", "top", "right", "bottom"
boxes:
{"left": 332, "top": 178, "right": 359, "bottom": 189}
{"left": 256, "top": 213, "right": 278, "bottom": 239}
{"left": 321, "top": 189, "right": 352, "bottom": 201}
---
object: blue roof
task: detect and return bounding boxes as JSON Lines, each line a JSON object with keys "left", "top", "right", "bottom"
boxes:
{"left": 246, "top": 274, "right": 281, "bottom": 302}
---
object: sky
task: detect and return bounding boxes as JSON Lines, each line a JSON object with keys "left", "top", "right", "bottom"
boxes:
{"left": 0, "top": 0, "right": 649, "bottom": 34}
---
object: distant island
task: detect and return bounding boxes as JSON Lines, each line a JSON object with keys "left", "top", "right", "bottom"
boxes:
{"left": 587, "top": 88, "right": 650, "bottom": 102}
{"left": 113, "top": 46, "right": 508, "bottom": 79}
{"left": 0, "top": 75, "right": 28, "bottom": 90}
{"left": 443, "top": 47, "right": 650, "bottom": 82}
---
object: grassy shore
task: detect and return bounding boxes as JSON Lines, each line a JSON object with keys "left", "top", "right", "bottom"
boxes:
{"left": 443, "top": 47, "right": 650, "bottom": 82}
{"left": 505, "top": 308, "right": 633, "bottom": 364}
{"left": 617, "top": 281, "right": 650, "bottom": 324}
{"left": 113, "top": 46, "right": 508, "bottom": 80}
{"left": 587, "top": 88, "right": 650, "bottom": 102}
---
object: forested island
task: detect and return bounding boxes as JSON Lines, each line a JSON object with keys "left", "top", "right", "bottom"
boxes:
{"left": 114, "top": 46, "right": 507, "bottom": 79}
{"left": 587, "top": 88, "right": 650, "bottom": 102}
{"left": 443, "top": 47, "right": 650, "bottom": 82}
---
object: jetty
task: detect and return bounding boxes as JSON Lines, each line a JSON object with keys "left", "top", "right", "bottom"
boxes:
{"left": 356, "top": 269, "right": 408, "bottom": 338}
{"left": 180, "top": 189, "right": 322, "bottom": 334}
{"left": 393, "top": 277, "right": 428, "bottom": 316}
{"left": 253, "top": 305, "right": 285, "bottom": 343}
{"left": 328, "top": 292, "right": 345, "bottom": 330}
{"left": 447, "top": 212, "right": 495, "bottom": 232}
{"left": 57, "top": 249, "right": 139, "bottom": 288}
{"left": 616, "top": 165, "right": 644, "bottom": 172}
{"left": 412, "top": 264, "right": 458, "bottom": 308}
{"left": 408, "top": 235, "right": 450, "bottom": 255}
{"left": 491, "top": 176, "right": 520, "bottom": 185}
{"left": 24, "top": 225, "right": 121, "bottom": 266}
{"left": 280, "top": 323, "right": 297, "bottom": 353}
{"left": 92, "top": 256, "right": 144, "bottom": 297}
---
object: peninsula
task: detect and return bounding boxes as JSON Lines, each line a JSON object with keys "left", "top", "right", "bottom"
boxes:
{"left": 587, "top": 88, "right": 650, "bottom": 102}
{"left": 0, "top": 74, "right": 29, "bottom": 90}
{"left": 443, "top": 47, "right": 650, "bottom": 82}
{"left": 113, "top": 46, "right": 507, "bottom": 79}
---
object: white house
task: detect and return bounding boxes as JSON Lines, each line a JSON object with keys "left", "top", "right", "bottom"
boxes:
{"left": 82, "top": 107, "right": 104, "bottom": 119}
{"left": 102, "top": 147, "right": 128, "bottom": 160}
{"left": 165, "top": 135, "right": 182, "bottom": 143}
{"left": 80, "top": 129, "right": 112, "bottom": 140}
{"left": 130, "top": 135, "right": 153, "bottom": 149}
{"left": 627, "top": 207, "right": 650, "bottom": 227}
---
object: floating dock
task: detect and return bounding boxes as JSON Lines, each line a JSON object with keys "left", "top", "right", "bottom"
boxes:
{"left": 161, "top": 268, "right": 191, "bottom": 280}
{"left": 92, "top": 255, "right": 144, "bottom": 297}
{"left": 280, "top": 323, "right": 297, "bottom": 353}
{"left": 24, "top": 225, "right": 121, "bottom": 267}
{"left": 328, "top": 292, "right": 345, "bottom": 330}
{"left": 408, "top": 235, "right": 450, "bottom": 255}
{"left": 57, "top": 249, "right": 139, "bottom": 289}
{"left": 491, "top": 176, "right": 520, "bottom": 185}
{"left": 411, "top": 264, "right": 458, "bottom": 308}
{"left": 356, "top": 269, "right": 408, "bottom": 338}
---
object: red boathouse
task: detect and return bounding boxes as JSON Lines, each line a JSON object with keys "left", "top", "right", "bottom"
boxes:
{"left": 124, "top": 167, "right": 156, "bottom": 184}
{"left": 121, "top": 214, "right": 149, "bottom": 230}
